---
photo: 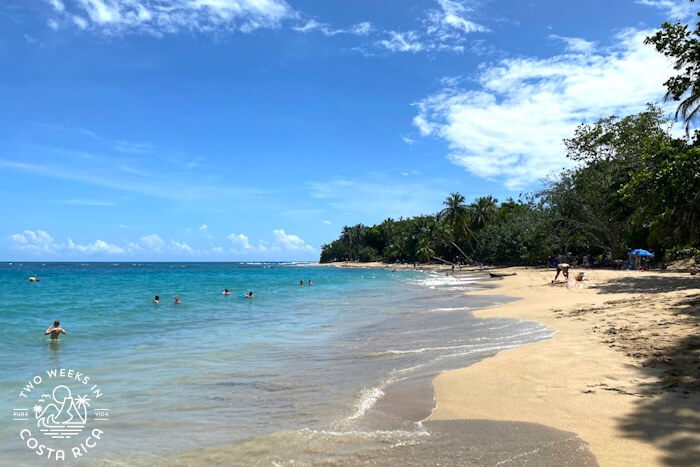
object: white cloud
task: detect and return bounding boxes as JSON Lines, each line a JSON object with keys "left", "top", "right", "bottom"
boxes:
{"left": 44, "top": 0, "right": 293, "bottom": 35}
{"left": 9, "top": 230, "right": 124, "bottom": 256}
{"left": 170, "top": 239, "right": 193, "bottom": 253}
{"left": 73, "top": 15, "right": 88, "bottom": 29}
{"left": 322, "top": 220, "right": 332, "bottom": 224}
{"left": 8, "top": 230, "right": 55, "bottom": 253}
{"left": 402, "top": 136, "right": 416, "bottom": 145}
{"left": 636, "top": 0, "right": 697, "bottom": 19}
{"left": 46, "top": 0, "right": 65, "bottom": 12}
{"left": 377, "top": 0, "right": 487, "bottom": 54}
{"left": 549, "top": 34, "right": 596, "bottom": 53}
{"left": 379, "top": 31, "right": 424, "bottom": 53}
{"left": 413, "top": 29, "right": 674, "bottom": 189}
{"left": 47, "top": 19, "right": 60, "bottom": 30}
{"left": 272, "top": 229, "right": 314, "bottom": 252}
{"left": 429, "top": 0, "right": 488, "bottom": 35}
{"left": 140, "top": 233, "right": 165, "bottom": 250}
{"left": 228, "top": 233, "right": 252, "bottom": 250}
{"left": 199, "top": 224, "right": 208, "bottom": 231}
{"left": 293, "top": 20, "right": 372, "bottom": 37}
{"left": 67, "top": 238, "right": 125, "bottom": 254}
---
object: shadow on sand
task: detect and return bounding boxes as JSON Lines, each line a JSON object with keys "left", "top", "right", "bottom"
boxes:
{"left": 593, "top": 273, "right": 699, "bottom": 295}
{"left": 615, "top": 293, "right": 699, "bottom": 465}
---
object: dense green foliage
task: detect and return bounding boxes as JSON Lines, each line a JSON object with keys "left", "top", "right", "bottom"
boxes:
{"left": 321, "top": 4, "right": 699, "bottom": 266}
{"left": 320, "top": 108, "right": 699, "bottom": 265}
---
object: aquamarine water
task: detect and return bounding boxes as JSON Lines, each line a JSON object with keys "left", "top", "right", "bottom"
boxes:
{"left": 0, "top": 263, "right": 555, "bottom": 465}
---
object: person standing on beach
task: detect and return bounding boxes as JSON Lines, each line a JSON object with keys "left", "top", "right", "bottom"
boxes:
{"left": 552, "top": 263, "right": 570, "bottom": 283}
{"left": 44, "top": 321, "right": 66, "bottom": 340}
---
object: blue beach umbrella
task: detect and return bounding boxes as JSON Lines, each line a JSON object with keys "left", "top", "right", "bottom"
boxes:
{"left": 630, "top": 249, "right": 654, "bottom": 257}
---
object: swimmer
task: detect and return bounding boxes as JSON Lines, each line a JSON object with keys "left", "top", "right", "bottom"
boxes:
{"left": 174, "top": 296, "right": 182, "bottom": 304}
{"left": 223, "top": 288, "right": 231, "bottom": 295}
{"left": 300, "top": 280, "right": 304, "bottom": 287}
{"left": 44, "top": 320, "right": 66, "bottom": 340}
{"left": 153, "top": 295, "right": 160, "bottom": 304}
{"left": 308, "top": 279, "right": 313, "bottom": 286}
{"left": 242, "top": 291, "right": 253, "bottom": 298}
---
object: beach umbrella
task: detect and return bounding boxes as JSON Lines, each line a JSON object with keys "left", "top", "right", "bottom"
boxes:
{"left": 630, "top": 249, "right": 654, "bottom": 257}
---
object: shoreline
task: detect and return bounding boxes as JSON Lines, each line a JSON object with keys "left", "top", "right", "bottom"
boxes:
{"left": 429, "top": 267, "right": 699, "bottom": 465}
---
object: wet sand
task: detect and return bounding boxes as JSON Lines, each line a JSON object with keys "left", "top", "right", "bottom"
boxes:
{"left": 431, "top": 267, "right": 699, "bottom": 466}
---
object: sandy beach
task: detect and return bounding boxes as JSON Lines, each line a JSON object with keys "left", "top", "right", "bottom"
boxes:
{"left": 431, "top": 267, "right": 699, "bottom": 466}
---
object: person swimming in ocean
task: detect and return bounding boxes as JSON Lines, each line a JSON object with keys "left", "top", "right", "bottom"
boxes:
{"left": 242, "top": 291, "right": 253, "bottom": 298}
{"left": 153, "top": 295, "right": 160, "bottom": 304}
{"left": 223, "top": 288, "right": 231, "bottom": 295}
{"left": 308, "top": 279, "right": 313, "bottom": 286}
{"left": 174, "top": 296, "right": 181, "bottom": 304}
{"left": 44, "top": 320, "right": 66, "bottom": 340}
{"left": 300, "top": 280, "right": 304, "bottom": 287}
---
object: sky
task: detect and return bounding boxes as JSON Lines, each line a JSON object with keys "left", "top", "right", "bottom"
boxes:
{"left": 0, "top": 0, "right": 695, "bottom": 261}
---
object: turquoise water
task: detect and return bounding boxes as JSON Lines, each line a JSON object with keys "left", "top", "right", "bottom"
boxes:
{"left": 0, "top": 263, "right": 553, "bottom": 465}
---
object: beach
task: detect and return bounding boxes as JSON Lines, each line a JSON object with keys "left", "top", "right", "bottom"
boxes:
{"left": 432, "top": 267, "right": 699, "bottom": 466}
{"left": 3, "top": 262, "right": 696, "bottom": 465}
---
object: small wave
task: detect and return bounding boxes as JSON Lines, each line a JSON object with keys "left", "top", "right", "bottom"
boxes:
{"left": 349, "top": 386, "right": 385, "bottom": 420}
{"left": 297, "top": 427, "right": 429, "bottom": 440}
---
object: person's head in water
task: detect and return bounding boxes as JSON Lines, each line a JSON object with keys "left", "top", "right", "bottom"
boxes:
{"left": 53, "top": 320, "right": 60, "bottom": 327}
{"left": 249, "top": 291, "right": 253, "bottom": 297}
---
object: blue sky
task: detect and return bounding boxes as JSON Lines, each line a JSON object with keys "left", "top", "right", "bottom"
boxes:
{"left": 0, "top": 0, "right": 694, "bottom": 260}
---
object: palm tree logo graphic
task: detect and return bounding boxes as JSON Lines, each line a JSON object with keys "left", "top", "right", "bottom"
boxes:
{"left": 34, "top": 385, "right": 91, "bottom": 439}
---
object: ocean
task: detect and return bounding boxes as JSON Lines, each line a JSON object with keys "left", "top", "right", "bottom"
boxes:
{"left": 0, "top": 263, "right": 594, "bottom": 465}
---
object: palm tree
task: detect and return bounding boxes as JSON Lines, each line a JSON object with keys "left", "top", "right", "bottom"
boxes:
{"left": 645, "top": 15, "right": 699, "bottom": 135}
{"left": 340, "top": 226, "right": 352, "bottom": 259}
{"left": 470, "top": 196, "right": 498, "bottom": 231}
{"left": 438, "top": 193, "right": 474, "bottom": 252}
{"left": 439, "top": 193, "right": 470, "bottom": 231}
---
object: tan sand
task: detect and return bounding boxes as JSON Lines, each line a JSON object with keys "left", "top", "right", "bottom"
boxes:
{"left": 430, "top": 267, "right": 699, "bottom": 466}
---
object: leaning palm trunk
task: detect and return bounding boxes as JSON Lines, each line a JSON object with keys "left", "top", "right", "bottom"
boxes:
{"left": 431, "top": 256, "right": 455, "bottom": 265}
{"left": 450, "top": 240, "right": 472, "bottom": 263}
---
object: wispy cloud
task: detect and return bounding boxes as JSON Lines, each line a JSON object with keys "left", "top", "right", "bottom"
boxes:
{"left": 379, "top": 31, "right": 424, "bottom": 53}
{"left": 55, "top": 199, "right": 115, "bottom": 206}
{"left": 0, "top": 155, "right": 270, "bottom": 202}
{"left": 293, "top": 20, "right": 373, "bottom": 37}
{"left": 549, "top": 34, "right": 596, "bottom": 53}
{"left": 308, "top": 175, "right": 456, "bottom": 222}
{"left": 414, "top": 29, "right": 674, "bottom": 189}
{"left": 635, "top": 0, "right": 697, "bottom": 19}
{"left": 114, "top": 140, "right": 153, "bottom": 154}
{"left": 375, "top": 0, "right": 488, "bottom": 55}
{"left": 42, "top": 0, "right": 294, "bottom": 35}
